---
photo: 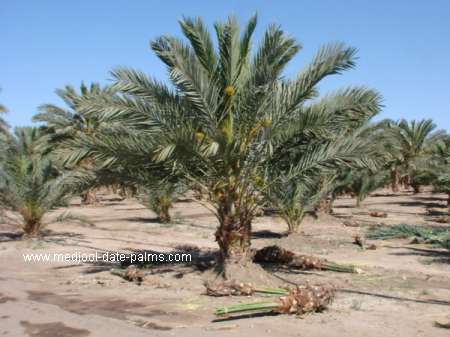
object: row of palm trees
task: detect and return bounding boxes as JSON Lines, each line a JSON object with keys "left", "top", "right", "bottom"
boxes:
{"left": 1, "top": 16, "right": 449, "bottom": 271}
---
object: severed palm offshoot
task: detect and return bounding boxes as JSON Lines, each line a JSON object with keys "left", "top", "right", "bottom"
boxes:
{"left": 215, "top": 284, "right": 335, "bottom": 316}
{"left": 253, "top": 245, "right": 359, "bottom": 273}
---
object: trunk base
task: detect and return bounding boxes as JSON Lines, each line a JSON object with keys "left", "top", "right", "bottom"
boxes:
{"left": 204, "top": 258, "right": 281, "bottom": 287}
{"left": 22, "top": 220, "right": 42, "bottom": 237}
{"left": 315, "top": 199, "right": 333, "bottom": 214}
{"left": 81, "top": 189, "right": 99, "bottom": 206}
{"left": 286, "top": 228, "right": 301, "bottom": 236}
{"left": 158, "top": 211, "right": 171, "bottom": 223}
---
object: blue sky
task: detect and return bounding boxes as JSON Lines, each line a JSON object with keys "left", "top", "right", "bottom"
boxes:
{"left": 2, "top": 0, "right": 450, "bottom": 131}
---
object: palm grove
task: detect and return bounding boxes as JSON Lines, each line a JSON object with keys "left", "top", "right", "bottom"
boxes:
{"left": 1, "top": 16, "right": 449, "bottom": 270}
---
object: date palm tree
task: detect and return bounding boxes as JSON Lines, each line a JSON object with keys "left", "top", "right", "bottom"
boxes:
{"left": 418, "top": 135, "right": 450, "bottom": 205}
{"left": 0, "top": 127, "right": 76, "bottom": 236}
{"left": 34, "top": 83, "right": 116, "bottom": 204}
{"left": 138, "top": 181, "right": 185, "bottom": 223}
{"left": 265, "top": 174, "right": 337, "bottom": 234}
{"left": 61, "top": 15, "right": 382, "bottom": 271}
{"left": 386, "top": 119, "right": 446, "bottom": 193}
{"left": 0, "top": 88, "right": 9, "bottom": 136}
{"left": 34, "top": 83, "right": 114, "bottom": 137}
{"left": 267, "top": 116, "right": 390, "bottom": 230}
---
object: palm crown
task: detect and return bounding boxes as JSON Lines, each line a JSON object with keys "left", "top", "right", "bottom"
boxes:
{"left": 34, "top": 83, "right": 116, "bottom": 144}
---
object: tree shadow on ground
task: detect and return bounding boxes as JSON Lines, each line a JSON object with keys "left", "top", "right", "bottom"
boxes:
{"left": 339, "top": 288, "right": 450, "bottom": 306}
{"left": 260, "top": 263, "right": 324, "bottom": 278}
{"left": 333, "top": 204, "right": 355, "bottom": 209}
{"left": 102, "top": 197, "right": 126, "bottom": 202}
{"left": 352, "top": 198, "right": 445, "bottom": 209}
{"left": 0, "top": 229, "right": 85, "bottom": 243}
{"left": 252, "top": 230, "right": 285, "bottom": 239}
{"left": 412, "top": 195, "right": 448, "bottom": 202}
{"left": 174, "top": 198, "right": 193, "bottom": 203}
{"left": 331, "top": 213, "right": 353, "bottom": 219}
{"left": 115, "top": 207, "right": 146, "bottom": 211}
{"left": 80, "top": 246, "right": 218, "bottom": 276}
{"left": 0, "top": 231, "right": 22, "bottom": 242}
{"left": 398, "top": 201, "right": 446, "bottom": 208}
{"left": 370, "top": 192, "right": 411, "bottom": 197}
{"left": 126, "top": 216, "right": 163, "bottom": 223}
{"left": 262, "top": 208, "right": 279, "bottom": 216}
{"left": 186, "top": 222, "right": 215, "bottom": 230}
{"left": 261, "top": 266, "right": 450, "bottom": 308}
{"left": 212, "top": 311, "right": 280, "bottom": 322}
{"left": 15, "top": 229, "right": 134, "bottom": 253}
{"left": 183, "top": 212, "right": 214, "bottom": 220}
{"left": 388, "top": 246, "right": 450, "bottom": 264}
{"left": 96, "top": 201, "right": 124, "bottom": 206}
{"left": 425, "top": 208, "right": 449, "bottom": 216}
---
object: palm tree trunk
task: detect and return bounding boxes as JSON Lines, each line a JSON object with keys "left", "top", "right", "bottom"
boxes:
{"left": 215, "top": 192, "right": 252, "bottom": 264}
{"left": 21, "top": 211, "right": 43, "bottom": 236}
{"left": 283, "top": 209, "right": 305, "bottom": 235}
{"left": 23, "top": 222, "right": 41, "bottom": 236}
{"left": 329, "top": 193, "right": 336, "bottom": 211}
{"left": 286, "top": 219, "right": 300, "bottom": 235}
{"left": 405, "top": 174, "right": 412, "bottom": 190}
{"left": 391, "top": 168, "right": 400, "bottom": 192}
{"left": 356, "top": 196, "right": 362, "bottom": 208}
{"left": 316, "top": 198, "right": 332, "bottom": 214}
{"left": 158, "top": 208, "right": 171, "bottom": 223}
{"left": 215, "top": 218, "right": 251, "bottom": 263}
{"left": 81, "top": 188, "right": 98, "bottom": 205}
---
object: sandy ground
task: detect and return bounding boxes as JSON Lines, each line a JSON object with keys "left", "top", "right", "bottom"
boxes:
{"left": 1, "top": 190, "right": 449, "bottom": 337}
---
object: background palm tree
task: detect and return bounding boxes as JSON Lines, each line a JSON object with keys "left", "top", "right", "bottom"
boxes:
{"left": 138, "top": 181, "right": 185, "bottom": 223}
{"left": 413, "top": 135, "right": 450, "bottom": 205}
{"left": 386, "top": 119, "right": 446, "bottom": 193}
{"left": 34, "top": 83, "right": 114, "bottom": 137}
{"left": 34, "top": 83, "right": 116, "bottom": 204}
{"left": 338, "top": 169, "right": 389, "bottom": 207}
{"left": 0, "top": 88, "right": 10, "bottom": 136}
{"left": 0, "top": 127, "right": 76, "bottom": 236}
{"left": 47, "top": 15, "right": 382, "bottom": 272}
{"left": 265, "top": 174, "right": 337, "bottom": 234}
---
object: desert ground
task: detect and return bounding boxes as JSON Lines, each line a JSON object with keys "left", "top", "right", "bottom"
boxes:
{"left": 1, "top": 191, "right": 449, "bottom": 337}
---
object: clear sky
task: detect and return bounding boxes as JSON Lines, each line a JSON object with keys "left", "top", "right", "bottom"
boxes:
{"left": 2, "top": 0, "right": 450, "bottom": 131}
